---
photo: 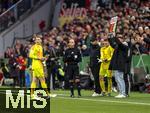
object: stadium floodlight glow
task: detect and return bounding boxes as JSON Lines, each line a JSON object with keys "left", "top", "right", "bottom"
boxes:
{"left": 6, "top": 90, "right": 47, "bottom": 108}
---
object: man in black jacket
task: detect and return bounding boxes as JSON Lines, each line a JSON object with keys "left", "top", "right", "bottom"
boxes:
{"left": 45, "top": 42, "right": 57, "bottom": 89}
{"left": 90, "top": 38, "right": 101, "bottom": 96}
{"left": 108, "top": 33, "right": 128, "bottom": 98}
{"left": 124, "top": 39, "right": 133, "bottom": 97}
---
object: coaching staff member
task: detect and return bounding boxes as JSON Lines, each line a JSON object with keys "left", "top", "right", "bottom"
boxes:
{"left": 90, "top": 38, "right": 101, "bottom": 96}
{"left": 64, "top": 39, "right": 82, "bottom": 97}
{"left": 108, "top": 33, "right": 128, "bottom": 98}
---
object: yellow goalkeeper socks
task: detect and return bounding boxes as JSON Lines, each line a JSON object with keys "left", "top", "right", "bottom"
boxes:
{"left": 100, "top": 78, "right": 105, "bottom": 93}
{"left": 41, "top": 81, "right": 48, "bottom": 88}
{"left": 107, "top": 77, "right": 112, "bottom": 93}
{"left": 31, "top": 81, "right": 36, "bottom": 97}
{"left": 41, "top": 81, "right": 50, "bottom": 96}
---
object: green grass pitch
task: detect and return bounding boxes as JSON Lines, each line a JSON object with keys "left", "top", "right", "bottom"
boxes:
{"left": 0, "top": 86, "right": 149, "bottom": 113}
{"left": 51, "top": 90, "right": 150, "bottom": 113}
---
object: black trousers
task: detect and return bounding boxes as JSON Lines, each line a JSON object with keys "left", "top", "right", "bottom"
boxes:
{"left": 66, "top": 64, "right": 79, "bottom": 81}
{"left": 91, "top": 65, "right": 101, "bottom": 94}
{"left": 47, "top": 64, "right": 56, "bottom": 89}
{"left": 19, "top": 70, "right": 25, "bottom": 87}
{"left": 124, "top": 73, "right": 130, "bottom": 95}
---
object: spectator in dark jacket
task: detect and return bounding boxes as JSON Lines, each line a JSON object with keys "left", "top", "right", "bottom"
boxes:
{"left": 8, "top": 54, "right": 19, "bottom": 86}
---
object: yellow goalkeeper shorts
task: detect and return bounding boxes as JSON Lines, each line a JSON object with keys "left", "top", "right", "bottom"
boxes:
{"left": 99, "top": 68, "right": 112, "bottom": 77}
{"left": 32, "top": 67, "right": 44, "bottom": 78}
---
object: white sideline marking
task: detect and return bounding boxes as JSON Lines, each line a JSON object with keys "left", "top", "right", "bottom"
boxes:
{"left": 0, "top": 91, "right": 150, "bottom": 106}
{"left": 53, "top": 94, "right": 150, "bottom": 106}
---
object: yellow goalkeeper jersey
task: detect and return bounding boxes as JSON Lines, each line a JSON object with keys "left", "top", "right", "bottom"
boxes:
{"left": 100, "top": 45, "right": 114, "bottom": 69}
{"left": 29, "top": 44, "right": 43, "bottom": 70}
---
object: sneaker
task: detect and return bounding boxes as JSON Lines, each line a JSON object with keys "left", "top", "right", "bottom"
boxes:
{"left": 45, "top": 96, "right": 50, "bottom": 99}
{"left": 50, "top": 94, "right": 57, "bottom": 98}
{"left": 92, "top": 92, "right": 100, "bottom": 97}
{"left": 70, "top": 94, "right": 75, "bottom": 98}
{"left": 78, "top": 94, "right": 81, "bottom": 98}
{"left": 112, "top": 87, "right": 118, "bottom": 92}
{"left": 99, "top": 92, "right": 105, "bottom": 97}
{"left": 126, "top": 94, "right": 129, "bottom": 97}
{"left": 115, "top": 94, "right": 126, "bottom": 98}
{"left": 31, "top": 95, "right": 41, "bottom": 100}
{"left": 107, "top": 93, "right": 111, "bottom": 97}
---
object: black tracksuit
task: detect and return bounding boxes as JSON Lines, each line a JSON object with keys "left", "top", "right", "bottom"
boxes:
{"left": 90, "top": 44, "right": 101, "bottom": 94}
{"left": 64, "top": 47, "right": 82, "bottom": 96}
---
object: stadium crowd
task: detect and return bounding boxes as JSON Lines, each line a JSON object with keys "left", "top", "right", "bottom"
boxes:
{"left": 0, "top": 0, "right": 19, "bottom": 14}
{"left": 0, "top": 0, "right": 149, "bottom": 96}
{"left": 0, "top": 0, "right": 47, "bottom": 33}
{"left": 0, "top": 0, "right": 19, "bottom": 32}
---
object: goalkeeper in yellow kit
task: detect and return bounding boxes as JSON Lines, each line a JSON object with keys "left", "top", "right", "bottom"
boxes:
{"left": 99, "top": 39, "right": 114, "bottom": 96}
{"left": 29, "top": 35, "right": 56, "bottom": 99}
